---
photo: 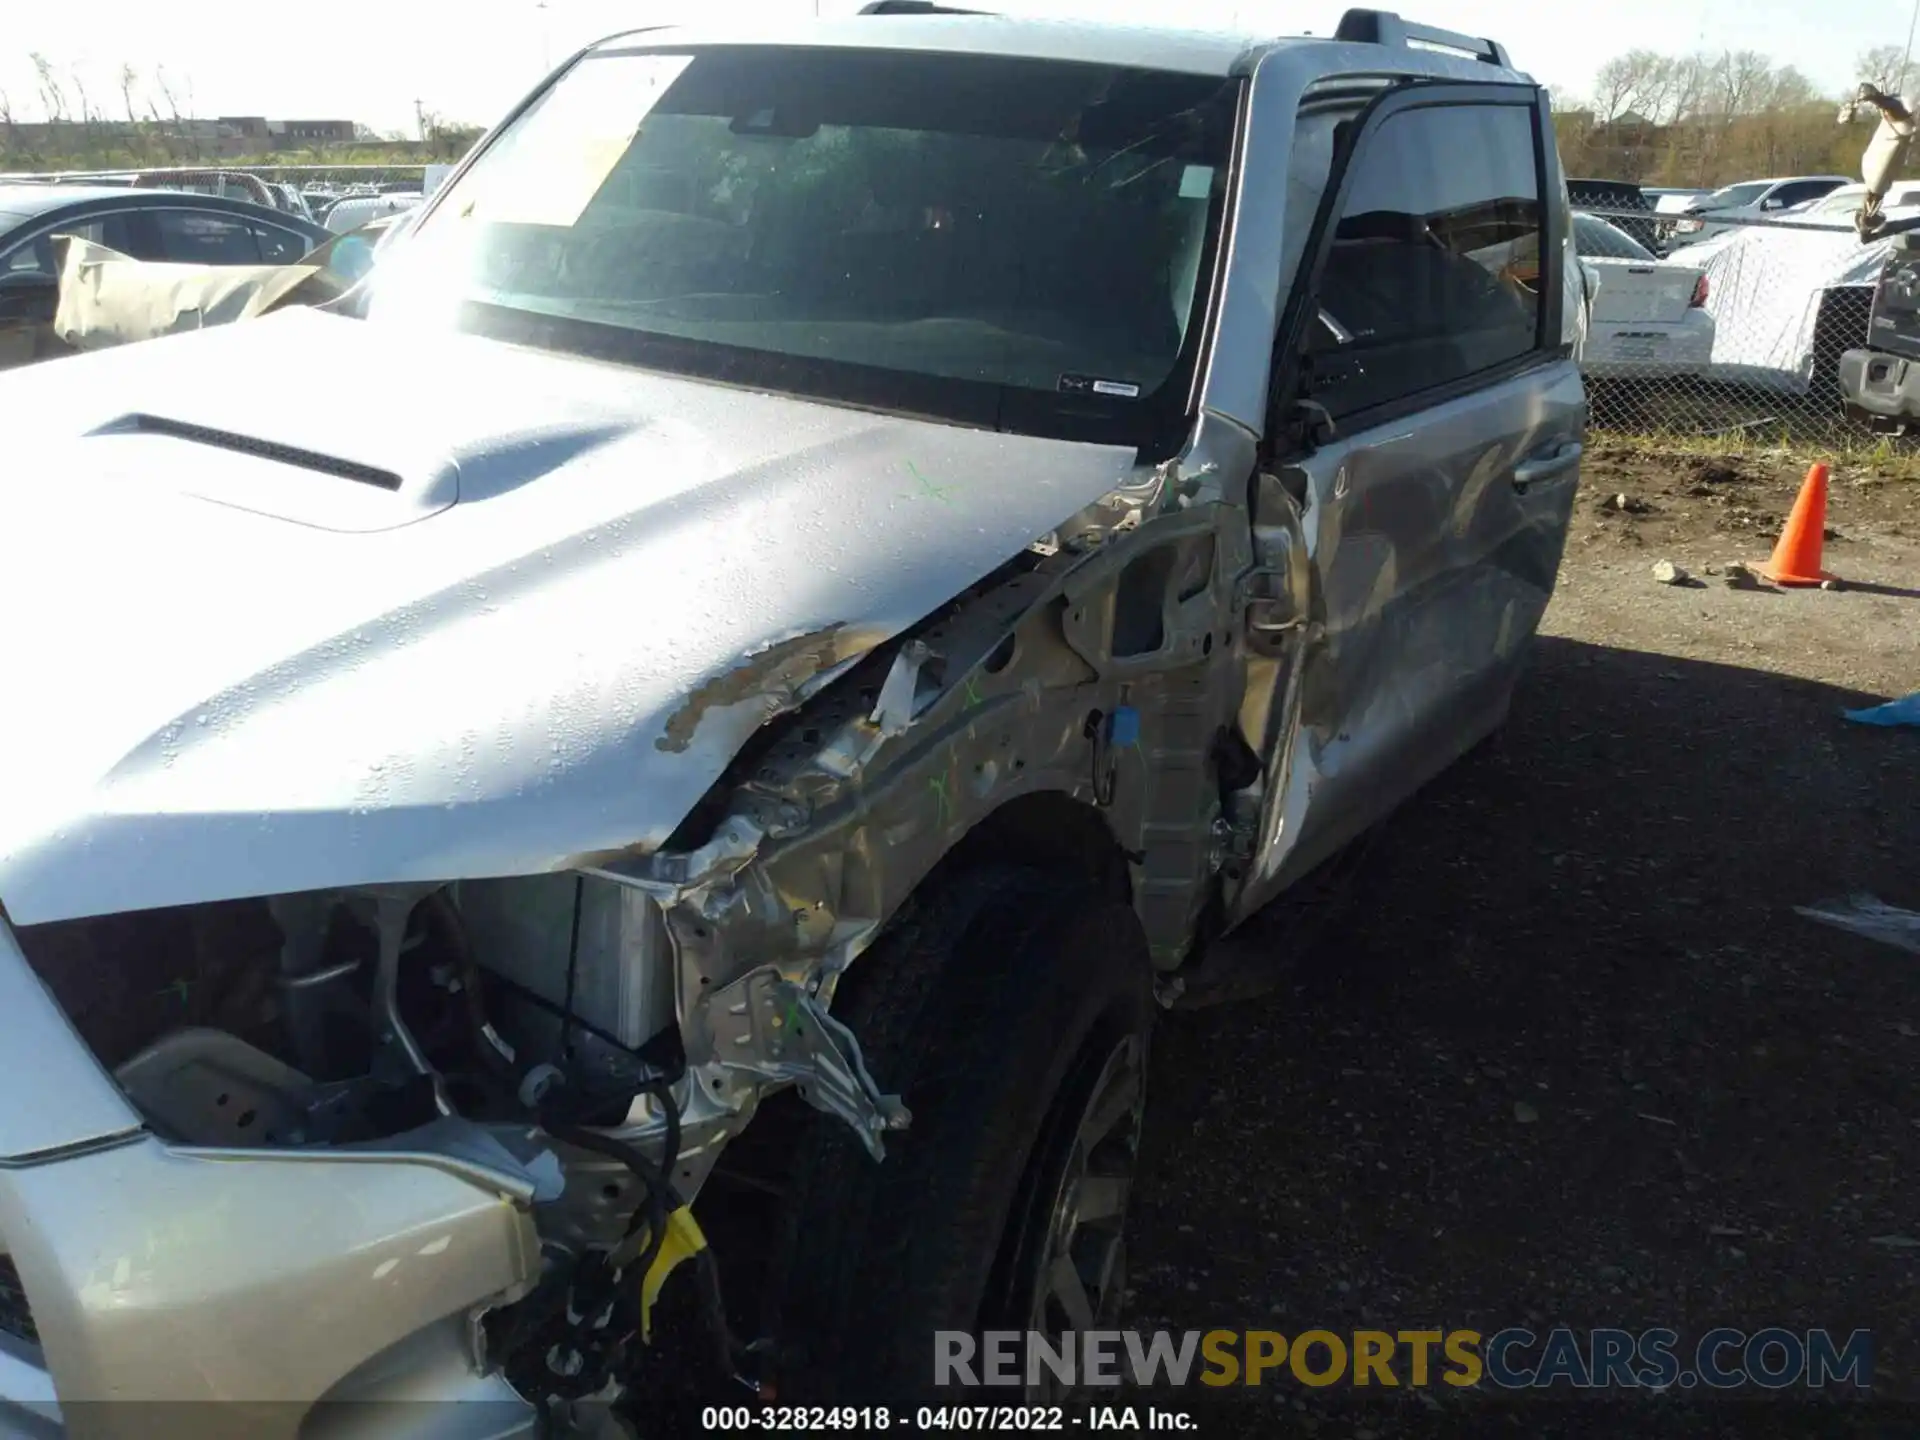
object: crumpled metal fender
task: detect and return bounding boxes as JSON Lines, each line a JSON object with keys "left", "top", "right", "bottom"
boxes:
{"left": 584, "top": 420, "right": 1260, "bottom": 1156}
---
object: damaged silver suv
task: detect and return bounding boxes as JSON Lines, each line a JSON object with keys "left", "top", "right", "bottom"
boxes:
{"left": 0, "top": 6, "right": 1583, "bottom": 1435}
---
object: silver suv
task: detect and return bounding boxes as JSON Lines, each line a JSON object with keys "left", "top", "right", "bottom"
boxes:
{"left": 0, "top": 7, "right": 1583, "bottom": 1434}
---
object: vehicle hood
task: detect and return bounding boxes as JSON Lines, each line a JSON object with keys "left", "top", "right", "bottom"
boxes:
{"left": 0, "top": 308, "right": 1137, "bottom": 924}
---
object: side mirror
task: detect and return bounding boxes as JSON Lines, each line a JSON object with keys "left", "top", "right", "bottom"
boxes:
{"left": 1285, "top": 397, "right": 1337, "bottom": 451}
{"left": 327, "top": 235, "right": 378, "bottom": 284}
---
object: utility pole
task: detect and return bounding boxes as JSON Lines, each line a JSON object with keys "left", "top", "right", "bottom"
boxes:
{"left": 413, "top": 97, "right": 426, "bottom": 143}
{"left": 1904, "top": 0, "right": 1920, "bottom": 95}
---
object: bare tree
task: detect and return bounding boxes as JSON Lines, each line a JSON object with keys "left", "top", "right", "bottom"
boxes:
{"left": 30, "top": 54, "right": 69, "bottom": 125}
{"left": 151, "top": 67, "right": 205, "bottom": 163}
{"left": 1664, "top": 53, "right": 1711, "bottom": 124}
{"left": 71, "top": 72, "right": 102, "bottom": 166}
{"left": 1584, "top": 51, "right": 1674, "bottom": 179}
{"left": 1857, "top": 43, "right": 1910, "bottom": 95}
{"left": 1706, "top": 50, "right": 1777, "bottom": 120}
{"left": 1558, "top": 42, "right": 1920, "bottom": 189}
{"left": 152, "top": 66, "right": 184, "bottom": 163}
{"left": 1590, "top": 50, "right": 1665, "bottom": 126}
{"left": 118, "top": 64, "right": 148, "bottom": 165}
{"left": 1760, "top": 66, "right": 1819, "bottom": 110}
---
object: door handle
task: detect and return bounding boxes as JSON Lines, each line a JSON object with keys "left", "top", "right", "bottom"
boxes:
{"left": 1512, "top": 441, "right": 1583, "bottom": 493}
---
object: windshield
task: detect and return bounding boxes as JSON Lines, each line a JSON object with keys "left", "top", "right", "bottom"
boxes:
{"left": 1699, "top": 182, "right": 1770, "bottom": 211}
{"left": 369, "top": 47, "right": 1238, "bottom": 449}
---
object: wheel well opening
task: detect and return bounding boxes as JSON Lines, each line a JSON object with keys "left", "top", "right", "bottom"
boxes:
{"left": 937, "top": 791, "right": 1132, "bottom": 906}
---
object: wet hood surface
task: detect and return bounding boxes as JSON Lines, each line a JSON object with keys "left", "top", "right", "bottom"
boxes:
{"left": 0, "top": 309, "right": 1136, "bottom": 924}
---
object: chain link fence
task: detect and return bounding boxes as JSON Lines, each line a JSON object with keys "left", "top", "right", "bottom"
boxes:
{"left": 1570, "top": 190, "right": 1886, "bottom": 445}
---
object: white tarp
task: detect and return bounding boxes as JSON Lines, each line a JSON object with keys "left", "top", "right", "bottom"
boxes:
{"left": 52, "top": 237, "right": 327, "bottom": 352}
{"left": 1678, "top": 225, "right": 1890, "bottom": 392}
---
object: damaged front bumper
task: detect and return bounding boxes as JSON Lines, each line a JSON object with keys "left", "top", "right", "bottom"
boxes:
{"left": 0, "top": 922, "right": 544, "bottom": 1440}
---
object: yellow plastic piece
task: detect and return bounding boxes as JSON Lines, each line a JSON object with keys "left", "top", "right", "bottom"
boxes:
{"left": 639, "top": 1205, "right": 709, "bottom": 1341}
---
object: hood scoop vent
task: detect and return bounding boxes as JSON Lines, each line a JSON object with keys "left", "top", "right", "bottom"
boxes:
{"left": 83, "top": 411, "right": 458, "bottom": 533}
{"left": 110, "top": 414, "right": 404, "bottom": 492}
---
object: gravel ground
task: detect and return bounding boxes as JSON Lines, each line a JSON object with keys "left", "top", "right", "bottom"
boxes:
{"left": 1125, "top": 443, "right": 1920, "bottom": 1437}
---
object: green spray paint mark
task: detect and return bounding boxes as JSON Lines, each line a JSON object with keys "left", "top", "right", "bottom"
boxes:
{"left": 928, "top": 771, "right": 953, "bottom": 826}
{"left": 962, "top": 674, "right": 984, "bottom": 710}
{"left": 899, "top": 460, "right": 955, "bottom": 505}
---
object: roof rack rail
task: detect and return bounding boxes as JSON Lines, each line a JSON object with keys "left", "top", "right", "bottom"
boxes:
{"left": 1333, "top": 8, "right": 1511, "bottom": 69}
{"left": 857, "top": 1, "right": 992, "bottom": 13}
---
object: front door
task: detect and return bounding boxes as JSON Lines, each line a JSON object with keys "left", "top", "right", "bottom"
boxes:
{"left": 1230, "top": 84, "right": 1585, "bottom": 919}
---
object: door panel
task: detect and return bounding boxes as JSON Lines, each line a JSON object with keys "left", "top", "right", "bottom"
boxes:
{"left": 1248, "top": 362, "right": 1581, "bottom": 898}
{"left": 1226, "top": 83, "right": 1584, "bottom": 922}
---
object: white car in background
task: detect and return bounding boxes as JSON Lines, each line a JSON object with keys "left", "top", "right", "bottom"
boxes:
{"left": 322, "top": 191, "right": 424, "bottom": 235}
{"left": 1784, "top": 181, "right": 1920, "bottom": 224}
{"left": 1646, "top": 186, "right": 1710, "bottom": 214}
{"left": 1573, "top": 212, "right": 1714, "bottom": 377}
{"left": 1667, "top": 175, "right": 1850, "bottom": 246}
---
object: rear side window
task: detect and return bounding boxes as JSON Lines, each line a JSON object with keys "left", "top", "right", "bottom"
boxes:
{"left": 1573, "top": 213, "right": 1654, "bottom": 262}
{"left": 1307, "top": 103, "right": 1543, "bottom": 419}
{"left": 253, "top": 225, "right": 310, "bottom": 264}
{"left": 153, "top": 210, "right": 264, "bottom": 265}
{"left": 1769, "top": 180, "right": 1836, "bottom": 210}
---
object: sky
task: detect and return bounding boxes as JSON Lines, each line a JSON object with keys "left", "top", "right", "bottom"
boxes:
{"left": 2, "top": 0, "right": 1910, "bottom": 137}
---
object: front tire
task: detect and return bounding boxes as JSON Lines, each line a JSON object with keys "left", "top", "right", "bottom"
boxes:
{"left": 761, "top": 866, "right": 1155, "bottom": 1405}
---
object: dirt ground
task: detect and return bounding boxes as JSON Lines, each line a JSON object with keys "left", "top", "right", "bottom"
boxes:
{"left": 1126, "top": 441, "right": 1920, "bottom": 1436}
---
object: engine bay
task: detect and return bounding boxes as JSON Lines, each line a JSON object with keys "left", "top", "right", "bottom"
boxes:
{"left": 13, "top": 877, "right": 756, "bottom": 1405}
{"left": 18, "top": 878, "right": 679, "bottom": 1147}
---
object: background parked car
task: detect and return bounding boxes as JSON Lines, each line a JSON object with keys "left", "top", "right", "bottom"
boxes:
{"left": 323, "top": 191, "right": 424, "bottom": 234}
{"left": 1645, "top": 186, "right": 1711, "bottom": 211}
{"left": 1783, "top": 181, "right": 1920, "bottom": 224}
{"left": 1642, "top": 187, "right": 1713, "bottom": 246}
{"left": 1567, "top": 178, "right": 1665, "bottom": 253}
{"left": 1668, "top": 175, "right": 1850, "bottom": 247}
{"left": 1572, "top": 212, "right": 1713, "bottom": 377}
{"left": 0, "top": 185, "right": 329, "bottom": 368}
{"left": 264, "top": 182, "right": 316, "bottom": 221}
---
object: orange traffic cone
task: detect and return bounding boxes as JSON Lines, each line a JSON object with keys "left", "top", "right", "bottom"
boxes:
{"left": 1756, "top": 462, "right": 1835, "bottom": 587}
